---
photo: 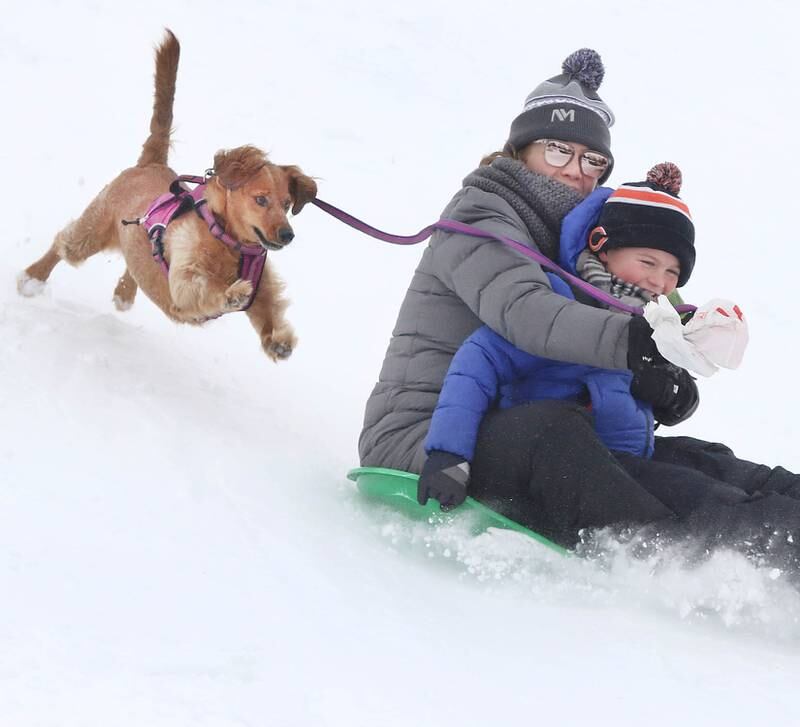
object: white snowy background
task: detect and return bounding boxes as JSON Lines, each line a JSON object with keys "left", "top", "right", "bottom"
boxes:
{"left": 3, "top": 1, "right": 800, "bottom": 725}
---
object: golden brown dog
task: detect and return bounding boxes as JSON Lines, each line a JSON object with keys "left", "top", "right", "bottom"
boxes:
{"left": 19, "top": 30, "right": 317, "bottom": 361}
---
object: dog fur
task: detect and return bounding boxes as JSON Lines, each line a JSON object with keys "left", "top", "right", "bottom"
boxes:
{"left": 19, "top": 30, "right": 317, "bottom": 362}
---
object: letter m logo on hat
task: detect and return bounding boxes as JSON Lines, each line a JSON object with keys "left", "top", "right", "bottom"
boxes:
{"left": 551, "top": 108, "right": 575, "bottom": 122}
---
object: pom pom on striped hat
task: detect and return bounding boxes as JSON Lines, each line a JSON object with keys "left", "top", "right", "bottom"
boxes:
{"left": 590, "top": 162, "right": 696, "bottom": 287}
{"left": 646, "top": 162, "right": 682, "bottom": 195}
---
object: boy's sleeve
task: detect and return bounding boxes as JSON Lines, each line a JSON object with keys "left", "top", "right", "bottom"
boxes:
{"left": 424, "top": 326, "right": 528, "bottom": 462}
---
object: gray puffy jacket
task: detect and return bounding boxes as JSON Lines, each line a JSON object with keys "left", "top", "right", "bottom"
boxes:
{"left": 358, "top": 183, "right": 632, "bottom": 473}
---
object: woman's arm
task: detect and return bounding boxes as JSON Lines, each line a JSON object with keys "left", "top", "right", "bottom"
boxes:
{"left": 430, "top": 187, "right": 630, "bottom": 370}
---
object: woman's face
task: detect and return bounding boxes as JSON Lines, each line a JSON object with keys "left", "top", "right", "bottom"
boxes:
{"left": 599, "top": 247, "right": 680, "bottom": 297}
{"left": 521, "top": 140, "right": 599, "bottom": 197}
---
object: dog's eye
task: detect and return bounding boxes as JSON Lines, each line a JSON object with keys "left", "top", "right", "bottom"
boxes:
{"left": 254, "top": 195, "right": 269, "bottom": 207}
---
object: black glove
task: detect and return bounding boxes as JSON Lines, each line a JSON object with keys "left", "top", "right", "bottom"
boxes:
{"left": 631, "top": 362, "right": 699, "bottom": 426}
{"left": 627, "top": 316, "right": 699, "bottom": 425}
{"left": 653, "top": 365, "right": 699, "bottom": 425}
{"left": 627, "top": 315, "right": 667, "bottom": 373}
{"left": 417, "top": 450, "right": 470, "bottom": 509}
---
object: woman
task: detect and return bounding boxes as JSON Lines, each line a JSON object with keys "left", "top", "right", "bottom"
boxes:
{"left": 359, "top": 49, "right": 673, "bottom": 490}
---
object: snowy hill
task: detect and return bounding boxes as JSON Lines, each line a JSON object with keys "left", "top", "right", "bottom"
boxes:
{"left": 4, "top": 2, "right": 800, "bottom": 725}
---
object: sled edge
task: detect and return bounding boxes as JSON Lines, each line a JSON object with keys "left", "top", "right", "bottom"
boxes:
{"left": 347, "top": 466, "right": 567, "bottom": 555}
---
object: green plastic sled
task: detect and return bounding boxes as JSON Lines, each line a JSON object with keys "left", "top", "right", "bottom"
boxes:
{"left": 347, "top": 466, "right": 567, "bottom": 555}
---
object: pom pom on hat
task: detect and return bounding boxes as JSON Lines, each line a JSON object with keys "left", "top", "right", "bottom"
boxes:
{"left": 561, "top": 49, "right": 605, "bottom": 92}
{"left": 646, "top": 162, "right": 682, "bottom": 195}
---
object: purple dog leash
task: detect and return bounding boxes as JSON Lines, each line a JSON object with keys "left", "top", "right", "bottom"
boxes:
{"left": 311, "top": 198, "right": 438, "bottom": 245}
{"left": 310, "top": 198, "right": 696, "bottom": 316}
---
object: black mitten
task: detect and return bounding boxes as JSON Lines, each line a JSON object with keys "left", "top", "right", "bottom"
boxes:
{"left": 652, "top": 366, "right": 699, "bottom": 426}
{"left": 417, "top": 451, "right": 470, "bottom": 509}
{"left": 631, "top": 362, "right": 699, "bottom": 425}
{"left": 627, "top": 315, "right": 665, "bottom": 373}
{"left": 627, "top": 315, "right": 699, "bottom": 424}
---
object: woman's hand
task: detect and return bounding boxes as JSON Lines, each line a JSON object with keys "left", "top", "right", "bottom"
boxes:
{"left": 627, "top": 315, "right": 666, "bottom": 373}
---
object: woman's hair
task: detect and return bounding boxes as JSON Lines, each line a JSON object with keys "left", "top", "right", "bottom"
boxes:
{"left": 480, "top": 144, "right": 527, "bottom": 166}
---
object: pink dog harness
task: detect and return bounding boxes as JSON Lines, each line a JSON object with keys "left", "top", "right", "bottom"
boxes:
{"left": 126, "top": 175, "right": 267, "bottom": 312}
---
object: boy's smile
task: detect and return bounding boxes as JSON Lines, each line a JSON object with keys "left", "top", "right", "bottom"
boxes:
{"left": 599, "top": 247, "right": 681, "bottom": 297}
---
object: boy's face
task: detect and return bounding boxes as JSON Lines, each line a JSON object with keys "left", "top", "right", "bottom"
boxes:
{"left": 521, "top": 140, "right": 598, "bottom": 197}
{"left": 599, "top": 247, "right": 680, "bottom": 297}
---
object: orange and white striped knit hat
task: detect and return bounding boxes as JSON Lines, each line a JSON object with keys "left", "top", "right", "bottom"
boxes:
{"left": 588, "top": 162, "right": 695, "bottom": 287}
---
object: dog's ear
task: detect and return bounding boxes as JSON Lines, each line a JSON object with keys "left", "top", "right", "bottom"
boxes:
{"left": 281, "top": 165, "right": 317, "bottom": 214}
{"left": 214, "top": 145, "right": 268, "bottom": 191}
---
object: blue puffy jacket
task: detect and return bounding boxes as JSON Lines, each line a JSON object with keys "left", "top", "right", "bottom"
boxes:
{"left": 424, "top": 187, "right": 655, "bottom": 461}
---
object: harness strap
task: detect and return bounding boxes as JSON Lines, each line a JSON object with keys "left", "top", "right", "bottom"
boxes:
{"left": 130, "top": 174, "right": 268, "bottom": 314}
{"left": 192, "top": 199, "right": 263, "bottom": 257}
{"left": 310, "top": 197, "right": 697, "bottom": 316}
{"left": 170, "top": 175, "right": 206, "bottom": 194}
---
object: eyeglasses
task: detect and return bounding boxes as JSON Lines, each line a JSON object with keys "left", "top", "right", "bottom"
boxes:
{"left": 535, "top": 139, "right": 609, "bottom": 179}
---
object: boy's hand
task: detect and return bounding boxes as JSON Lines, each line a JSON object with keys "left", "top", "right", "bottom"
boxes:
{"left": 631, "top": 362, "right": 699, "bottom": 426}
{"left": 417, "top": 451, "right": 470, "bottom": 509}
{"left": 653, "top": 366, "right": 699, "bottom": 425}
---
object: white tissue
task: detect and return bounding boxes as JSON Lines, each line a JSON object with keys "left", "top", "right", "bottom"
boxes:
{"left": 642, "top": 296, "right": 749, "bottom": 377}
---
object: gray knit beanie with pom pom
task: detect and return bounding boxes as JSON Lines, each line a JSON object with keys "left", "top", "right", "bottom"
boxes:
{"left": 506, "top": 49, "right": 615, "bottom": 184}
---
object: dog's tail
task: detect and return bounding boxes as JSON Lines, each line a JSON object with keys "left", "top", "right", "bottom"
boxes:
{"left": 137, "top": 29, "right": 180, "bottom": 168}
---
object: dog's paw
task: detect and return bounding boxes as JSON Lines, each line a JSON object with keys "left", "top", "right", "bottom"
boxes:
{"left": 268, "top": 341, "right": 294, "bottom": 361}
{"left": 113, "top": 294, "right": 134, "bottom": 312}
{"left": 223, "top": 279, "right": 254, "bottom": 310}
{"left": 17, "top": 271, "right": 46, "bottom": 297}
{"left": 263, "top": 326, "right": 297, "bottom": 362}
{"left": 113, "top": 273, "right": 138, "bottom": 311}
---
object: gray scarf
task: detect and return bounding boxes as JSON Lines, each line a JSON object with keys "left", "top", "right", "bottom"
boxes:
{"left": 463, "top": 157, "right": 583, "bottom": 261}
{"left": 577, "top": 250, "right": 654, "bottom": 308}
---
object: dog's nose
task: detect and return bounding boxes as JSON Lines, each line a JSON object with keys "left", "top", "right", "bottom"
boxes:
{"left": 278, "top": 227, "right": 294, "bottom": 244}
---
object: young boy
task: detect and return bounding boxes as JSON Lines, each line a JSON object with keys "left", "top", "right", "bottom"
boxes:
{"left": 418, "top": 163, "right": 700, "bottom": 508}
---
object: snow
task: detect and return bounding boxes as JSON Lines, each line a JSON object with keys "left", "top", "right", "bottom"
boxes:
{"left": 3, "top": 1, "right": 800, "bottom": 724}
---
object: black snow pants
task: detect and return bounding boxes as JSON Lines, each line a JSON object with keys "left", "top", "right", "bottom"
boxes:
{"left": 470, "top": 400, "right": 800, "bottom": 568}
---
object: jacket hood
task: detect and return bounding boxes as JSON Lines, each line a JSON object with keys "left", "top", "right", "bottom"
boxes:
{"left": 558, "top": 186, "right": 613, "bottom": 274}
